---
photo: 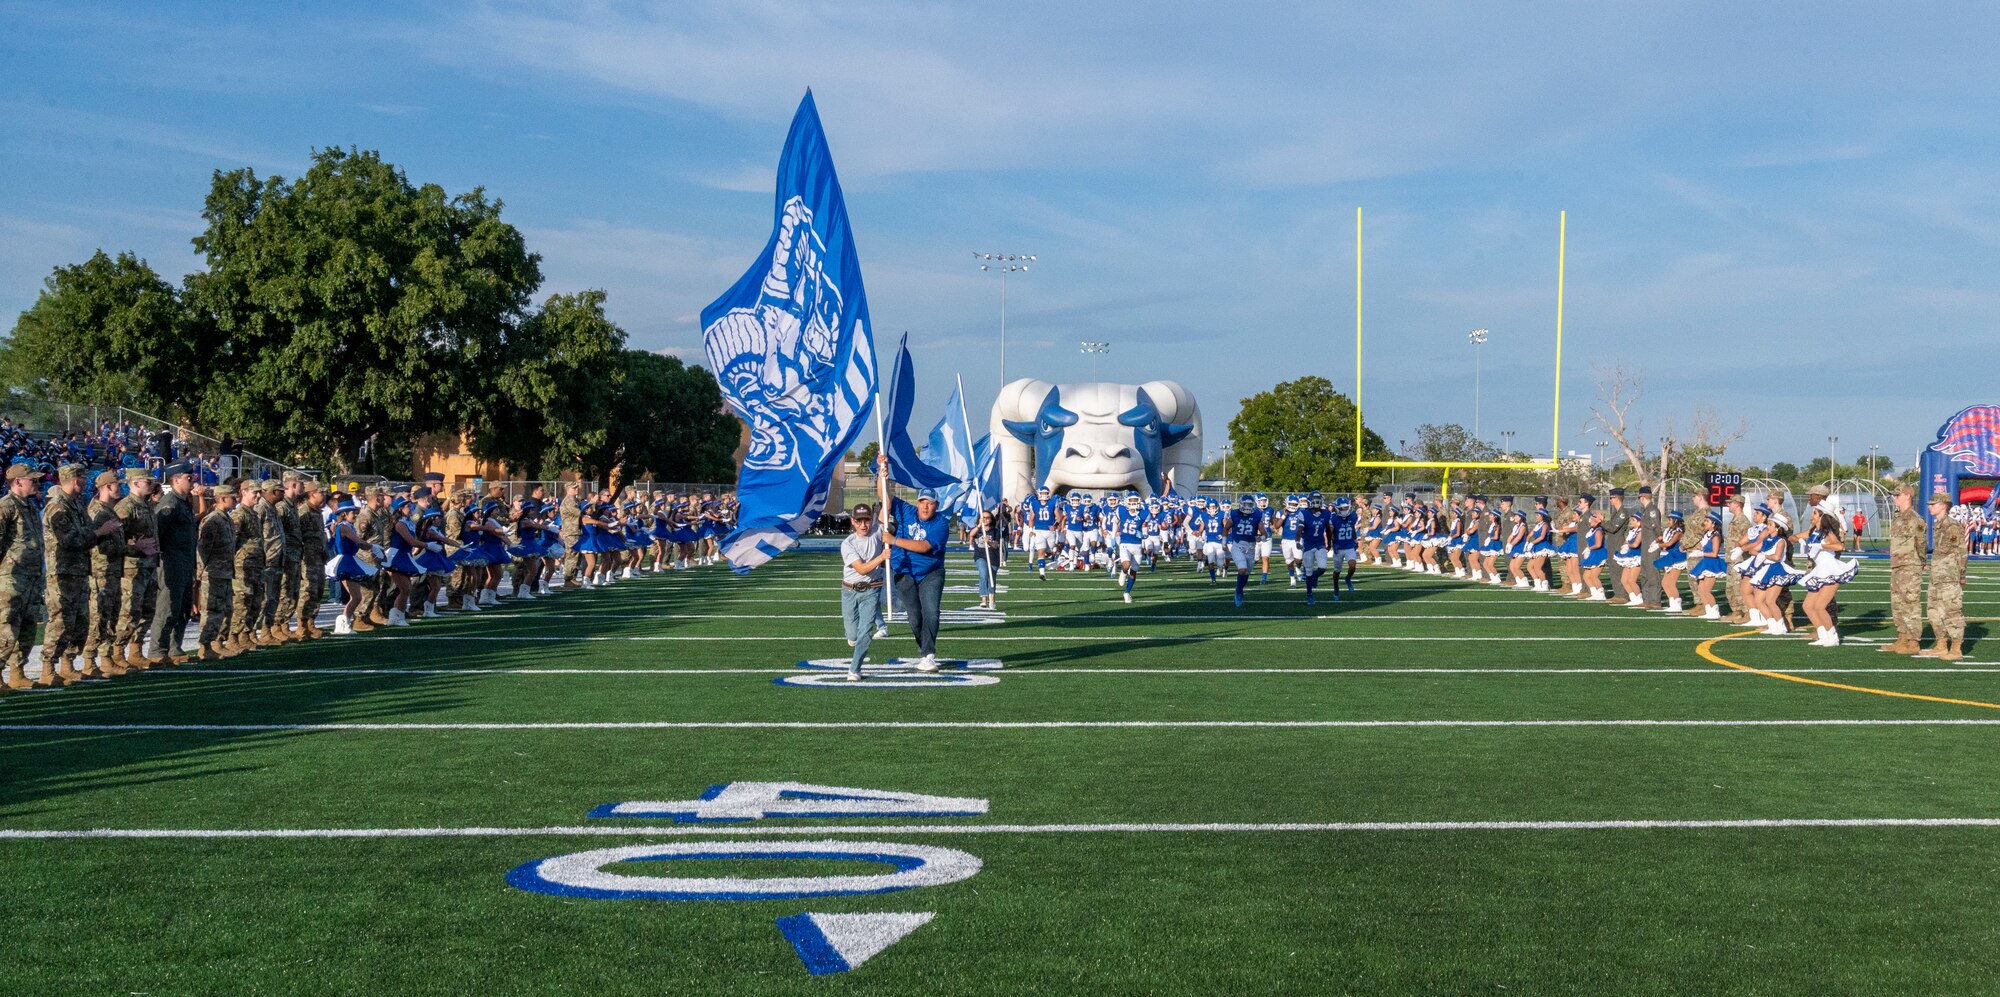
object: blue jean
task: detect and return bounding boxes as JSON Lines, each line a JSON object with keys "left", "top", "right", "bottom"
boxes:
{"left": 840, "top": 584, "right": 882, "bottom": 671}
{"left": 976, "top": 557, "right": 996, "bottom": 597}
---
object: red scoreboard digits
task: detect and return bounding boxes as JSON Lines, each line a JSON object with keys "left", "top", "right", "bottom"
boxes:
{"left": 1705, "top": 472, "right": 1742, "bottom": 506}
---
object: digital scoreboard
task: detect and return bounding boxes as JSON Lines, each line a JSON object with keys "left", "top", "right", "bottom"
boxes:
{"left": 1704, "top": 472, "right": 1743, "bottom": 506}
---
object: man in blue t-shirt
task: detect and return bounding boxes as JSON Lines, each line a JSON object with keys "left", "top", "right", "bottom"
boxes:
{"left": 878, "top": 462, "right": 953, "bottom": 672}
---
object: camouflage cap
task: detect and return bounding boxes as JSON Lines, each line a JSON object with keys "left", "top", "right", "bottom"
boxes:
{"left": 121, "top": 466, "right": 155, "bottom": 482}
{"left": 56, "top": 463, "right": 87, "bottom": 482}
{"left": 368, "top": 484, "right": 391, "bottom": 496}
{"left": 282, "top": 470, "right": 305, "bottom": 483}
{"left": 1930, "top": 490, "right": 1952, "bottom": 506}
{"left": 93, "top": 470, "right": 120, "bottom": 489}
{"left": 213, "top": 484, "right": 236, "bottom": 498}
{"left": 5, "top": 463, "right": 37, "bottom": 481}
{"left": 304, "top": 479, "right": 328, "bottom": 494}
{"left": 261, "top": 478, "right": 284, "bottom": 493}
{"left": 1896, "top": 483, "right": 1916, "bottom": 498}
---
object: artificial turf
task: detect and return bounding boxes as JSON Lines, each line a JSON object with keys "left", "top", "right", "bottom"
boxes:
{"left": 2, "top": 551, "right": 1996, "bottom": 994}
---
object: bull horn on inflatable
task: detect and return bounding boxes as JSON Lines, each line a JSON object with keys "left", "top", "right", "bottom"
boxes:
{"left": 989, "top": 379, "right": 1203, "bottom": 503}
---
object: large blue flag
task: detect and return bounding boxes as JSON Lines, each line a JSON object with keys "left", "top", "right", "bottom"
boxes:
{"left": 922, "top": 382, "right": 974, "bottom": 486}
{"left": 882, "top": 334, "right": 960, "bottom": 490}
{"left": 950, "top": 434, "right": 1000, "bottom": 524}
{"left": 702, "top": 91, "right": 877, "bottom": 571}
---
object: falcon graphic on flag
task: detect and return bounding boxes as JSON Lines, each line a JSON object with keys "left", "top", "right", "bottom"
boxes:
{"left": 1931, "top": 405, "right": 2000, "bottom": 477}
{"left": 702, "top": 91, "right": 876, "bottom": 571}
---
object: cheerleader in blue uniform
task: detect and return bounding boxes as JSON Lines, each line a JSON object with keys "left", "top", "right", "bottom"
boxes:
{"left": 506, "top": 496, "right": 551, "bottom": 598}
{"left": 575, "top": 494, "right": 611, "bottom": 587}
{"left": 1799, "top": 507, "right": 1860, "bottom": 646}
{"left": 620, "top": 499, "right": 646, "bottom": 579}
{"left": 1504, "top": 510, "right": 1530, "bottom": 589}
{"left": 1687, "top": 512, "right": 1729, "bottom": 620}
{"left": 473, "top": 499, "right": 513, "bottom": 604}
{"left": 447, "top": 497, "right": 493, "bottom": 611}
{"left": 1650, "top": 510, "right": 1689, "bottom": 613}
{"left": 382, "top": 497, "right": 424, "bottom": 627}
{"left": 647, "top": 495, "right": 676, "bottom": 571}
{"left": 1556, "top": 496, "right": 1589, "bottom": 596}
{"left": 1731, "top": 504, "right": 1776, "bottom": 627}
{"left": 1525, "top": 506, "right": 1554, "bottom": 591}
{"left": 1749, "top": 516, "right": 1803, "bottom": 636}
{"left": 1578, "top": 508, "right": 1610, "bottom": 600}
{"left": 412, "top": 494, "right": 454, "bottom": 617}
{"left": 327, "top": 496, "right": 375, "bottom": 635}
{"left": 1613, "top": 514, "right": 1645, "bottom": 606}
{"left": 1443, "top": 500, "right": 1468, "bottom": 578}
{"left": 1479, "top": 498, "right": 1506, "bottom": 585}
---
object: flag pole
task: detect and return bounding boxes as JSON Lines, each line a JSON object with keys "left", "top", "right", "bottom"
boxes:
{"left": 873, "top": 332, "right": 894, "bottom": 630}
{"left": 956, "top": 372, "right": 979, "bottom": 570}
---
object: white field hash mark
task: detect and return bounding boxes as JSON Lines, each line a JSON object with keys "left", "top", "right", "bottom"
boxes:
{"left": 10, "top": 719, "right": 2000, "bottom": 732}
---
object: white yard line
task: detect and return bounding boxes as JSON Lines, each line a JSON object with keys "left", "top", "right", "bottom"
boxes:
{"left": 146, "top": 666, "right": 2000, "bottom": 677}
{"left": 6, "top": 817, "right": 2000, "bottom": 841}
{"left": 7, "top": 719, "right": 2000, "bottom": 732}
{"left": 366, "top": 634, "right": 1725, "bottom": 643}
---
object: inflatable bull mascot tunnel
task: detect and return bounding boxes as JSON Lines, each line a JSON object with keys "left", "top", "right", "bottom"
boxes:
{"left": 990, "top": 379, "right": 1204, "bottom": 503}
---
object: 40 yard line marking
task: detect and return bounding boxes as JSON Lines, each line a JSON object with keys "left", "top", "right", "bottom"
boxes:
{"left": 9, "top": 818, "right": 2000, "bottom": 840}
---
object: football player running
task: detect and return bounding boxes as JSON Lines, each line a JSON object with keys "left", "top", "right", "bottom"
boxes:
{"left": 1224, "top": 493, "right": 1265, "bottom": 607}
{"left": 1112, "top": 492, "right": 1148, "bottom": 603}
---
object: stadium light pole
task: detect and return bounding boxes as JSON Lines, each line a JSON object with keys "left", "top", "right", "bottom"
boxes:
{"left": 976, "top": 253, "right": 1034, "bottom": 394}
{"left": 1468, "top": 328, "right": 1489, "bottom": 440}
{"left": 1869, "top": 444, "right": 1880, "bottom": 482}
{"left": 1080, "top": 340, "right": 1110, "bottom": 382}
{"left": 1500, "top": 430, "right": 1516, "bottom": 459}
{"left": 1828, "top": 435, "right": 1839, "bottom": 493}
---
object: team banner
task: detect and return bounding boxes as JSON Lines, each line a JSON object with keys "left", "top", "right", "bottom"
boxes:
{"left": 702, "top": 91, "right": 878, "bottom": 572}
{"left": 882, "top": 333, "right": 961, "bottom": 490}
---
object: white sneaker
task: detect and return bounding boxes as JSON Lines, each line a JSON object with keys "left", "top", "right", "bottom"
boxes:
{"left": 874, "top": 626, "right": 889, "bottom": 639}
{"left": 1123, "top": 592, "right": 1132, "bottom": 603}
{"left": 845, "top": 670, "right": 861, "bottom": 682}
{"left": 422, "top": 603, "right": 439, "bottom": 619}
{"left": 623, "top": 567, "right": 636, "bottom": 580}
{"left": 333, "top": 614, "right": 353, "bottom": 635}
{"left": 461, "top": 595, "right": 481, "bottom": 612}
{"left": 846, "top": 639, "right": 857, "bottom": 648}
{"left": 915, "top": 654, "right": 940, "bottom": 673}
{"left": 387, "top": 609, "right": 409, "bottom": 628}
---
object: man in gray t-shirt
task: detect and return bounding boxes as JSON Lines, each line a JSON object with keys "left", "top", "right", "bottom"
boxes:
{"left": 839, "top": 503, "right": 890, "bottom": 680}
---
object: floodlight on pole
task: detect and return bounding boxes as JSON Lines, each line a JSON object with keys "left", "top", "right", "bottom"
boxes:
{"left": 1828, "top": 435, "right": 1839, "bottom": 494}
{"left": 1468, "top": 328, "right": 1489, "bottom": 440}
{"left": 975, "top": 252, "right": 1035, "bottom": 395}
{"left": 1080, "top": 340, "right": 1110, "bottom": 382}
{"left": 1869, "top": 444, "right": 1880, "bottom": 482}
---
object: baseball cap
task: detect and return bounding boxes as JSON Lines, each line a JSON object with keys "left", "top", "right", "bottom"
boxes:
{"left": 850, "top": 503, "right": 874, "bottom": 519}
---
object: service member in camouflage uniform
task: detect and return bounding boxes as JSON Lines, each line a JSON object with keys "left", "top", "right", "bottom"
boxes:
{"left": 44, "top": 464, "right": 121, "bottom": 682}
{"left": 1602, "top": 489, "right": 1631, "bottom": 602}
{"left": 228, "top": 482, "right": 266, "bottom": 651}
{"left": 559, "top": 482, "right": 585, "bottom": 587}
{"left": 198, "top": 485, "right": 240, "bottom": 660}
{"left": 115, "top": 467, "right": 162, "bottom": 666}
{"left": 1882, "top": 485, "right": 1927, "bottom": 655}
{"left": 1723, "top": 494, "right": 1751, "bottom": 624}
{"left": 444, "top": 490, "right": 474, "bottom": 610}
{"left": 1679, "top": 491, "right": 1714, "bottom": 616}
{"left": 296, "top": 481, "right": 329, "bottom": 637}
{"left": 370, "top": 485, "right": 396, "bottom": 624}
{"left": 272, "top": 472, "right": 306, "bottom": 640}
{"left": 0, "top": 464, "right": 45, "bottom": 691}
{"left": 1918, "top": 491, "right": 1969, "bottom": 662}
{"left": 256, "top": 479, "right": 287, "bottom": 644}
{"left": 1635, "top": 485, "right": 1664, "bottom": 608}
{"left": 352, "top": 486, "right": 382, "bottom": 624}
{"left": 84, "top": 470, "right": 129, "bottom": 676}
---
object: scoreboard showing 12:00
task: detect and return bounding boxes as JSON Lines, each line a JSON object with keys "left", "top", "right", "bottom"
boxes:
{"left": 1705, "top": 472, "right": 1743, "bottom": 506}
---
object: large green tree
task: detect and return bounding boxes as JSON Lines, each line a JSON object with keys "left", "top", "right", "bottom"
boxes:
{"left": 582, "top": 350, "right": 739, "bottom": 483}
{"left": 1, "top": 250, "right": 193, "bottom": 411}
{"left": 184, "top": 147, "right": 543, "bottom": 466}
{"left": 1225, "top": 375, "right": 1389, "bottom": 492}
{"left": 469, "top": 290, "right": 626, "bottom": 478}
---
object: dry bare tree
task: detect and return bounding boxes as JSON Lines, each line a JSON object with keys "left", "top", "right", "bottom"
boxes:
{"left": 1584, "top": 365, "right": 1746, "bottom": 486}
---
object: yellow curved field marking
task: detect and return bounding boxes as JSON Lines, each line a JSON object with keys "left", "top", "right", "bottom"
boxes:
{"left": 1696, "top": 630, "right": 2000, "bottom": 710}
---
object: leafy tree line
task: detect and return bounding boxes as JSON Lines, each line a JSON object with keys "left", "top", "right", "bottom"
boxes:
{"left": 2, "top": 147, "right": 739, "bottom": 483}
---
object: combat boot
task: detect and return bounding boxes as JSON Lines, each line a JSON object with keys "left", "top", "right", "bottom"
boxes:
{"left": 215, "top": 637, "right": 242, "bottom": 659}
{"left": 1878, "top": 636, "right": 1914, "bottom": 655}
{"left": 368, "top": 606, "right": 389, "bottom": 626}
{"left": 97, "top": 654, "right": 127, "bottom": 678}
{"left": 2, "top": 663, "right": 29, "bottom": 691}
{"left": 352, "top": 615, "right": 376, "bottom": 633}
{"left": 1939, "top": 638, "right": 1964, "bottom": 663}
{"left": 1914, "top": 640, "right": 1942, "bottom": 659}
{"left": 257, "top": 630, "right": 283, "bottom": 648}
{"left": 198, "top": 642, "right": 225, "bottom": 661}
{"left": 124, "top": 644, "right": 151, "bottom": 669}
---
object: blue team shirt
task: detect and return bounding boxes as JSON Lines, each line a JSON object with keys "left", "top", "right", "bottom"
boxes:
{"left": 1281, "top": 511, "right": 1301, "bottom": 540}
{"left": 888, "top": 497, "right": 950, "bottom": 580}
{"left": 1196, "top": 513, "right": 1225, "bottom": 543}
{"left": 1332, "top": 511, "right": 1358, "bottom": 550}
{"left": 1298, "top": 508, "right": 1330, "bottom": 550}
{"left": 1027, "top": 497, "right": 1057, "bottom": 529}
{"left": 1112, "top": 510, "right": 1146, "bottom": 544}
{"left": 1227, "top": 508, "right": 1262, "bottom": 541}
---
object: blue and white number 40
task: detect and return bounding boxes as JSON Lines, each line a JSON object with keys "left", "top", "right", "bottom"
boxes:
{"left": 588, "top": 782, "right": 990, "bottom": 822}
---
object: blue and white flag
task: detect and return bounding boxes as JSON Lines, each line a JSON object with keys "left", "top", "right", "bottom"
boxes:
{"left": 702, "top": 91, "right": 877, "bottom": 572}
{"left": 951, "top": 434, "right": 1000, "bottom": 524}
{"left": 882, "top": 334, "right": 960, "bottom": 490}
{"left": 922, "top": 382, "right": 974, "bottom": 486}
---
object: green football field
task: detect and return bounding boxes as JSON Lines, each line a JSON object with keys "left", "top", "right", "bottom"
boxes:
{"left": 3, "top": 550, "right": 1998, "bottom": 994}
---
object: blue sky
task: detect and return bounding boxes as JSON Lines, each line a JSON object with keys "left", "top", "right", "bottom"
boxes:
{"left": 3, "top": 2, "right": 1996, "bottom": 470}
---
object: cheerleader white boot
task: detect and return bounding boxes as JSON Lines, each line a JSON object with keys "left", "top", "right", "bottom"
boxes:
{"left": 478, "top": 589, "right": 496, "bottom": 606}
{"left": 1625, "top": 593, "right": 1644, "bottom": 607}
{"left": 333, "top": 614, "right": 353, "bottom": 635}
{"left": 387, "top": 608, "right": 409, "bottom": 628}
{"left": 1763, "top": 619, "right": 1788, "bottom": 636}
{"left": 622, "top": 567, "right": 636, "bottom": 580}
{"left": 1747, "top": 610, "right": 1767, "bottom": 626}
{"left": 1665, "top": 598, "right": 1683, "bottom": 613}
{"left": 1812, "top": 627, "right": 1840, "bottom": 647}
{"left": 461, "top": 594, "right": 481, "bottom": 612}
{"left": 1589, "top": 588, "right": 1607, "bottom": 601}
{"left": 1512, "top": 578, "right": 1530, "bottom": 589}
{"left": 422, "top": 602, "right": 439, "bottom": 619}
{"left": 1702, "top": 604, "right": 1721, "bottom": 620}
{"left": 1569, "top": 583, "right": 1583, "bottom": 595}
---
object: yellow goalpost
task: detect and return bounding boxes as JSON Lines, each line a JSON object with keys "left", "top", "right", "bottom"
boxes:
{"left": 1352, "top": 207, "right": 1568, "bottom": 502}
